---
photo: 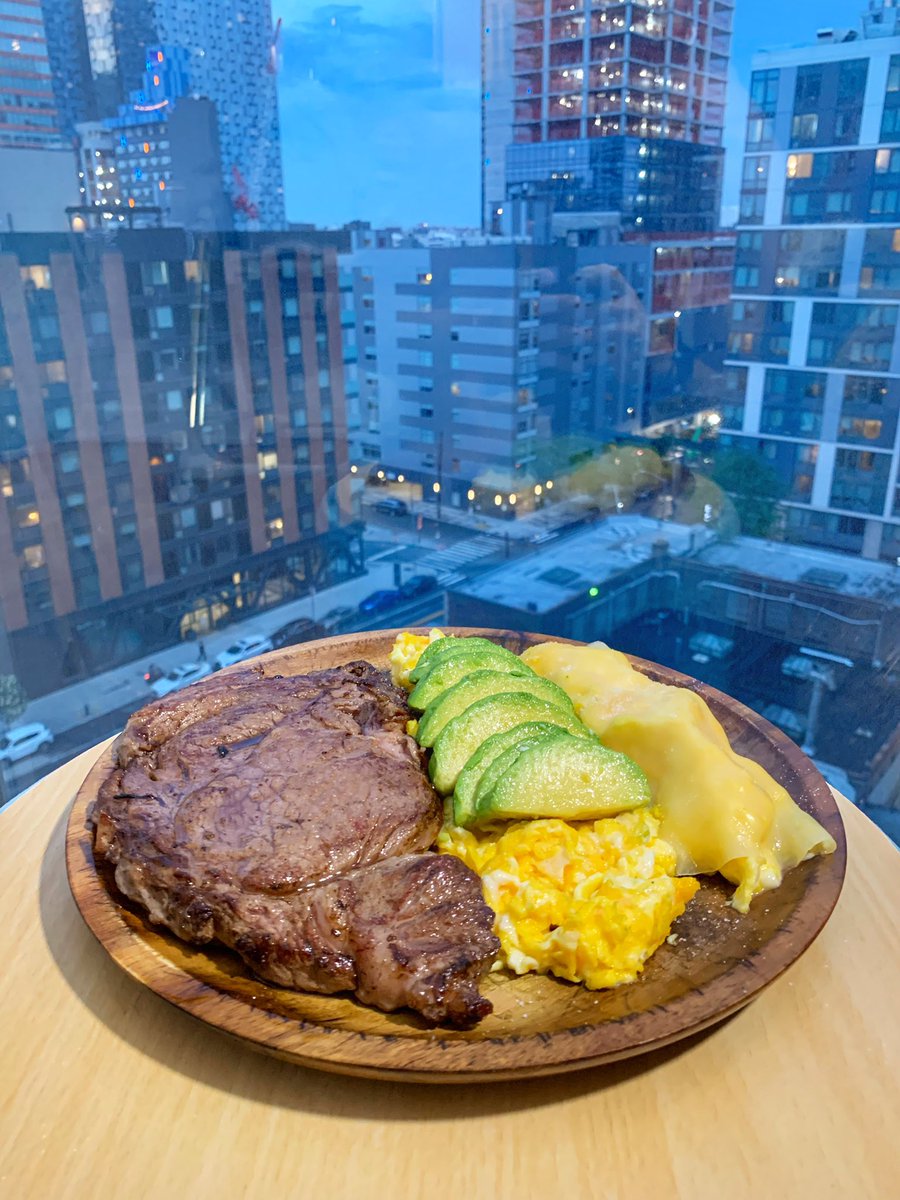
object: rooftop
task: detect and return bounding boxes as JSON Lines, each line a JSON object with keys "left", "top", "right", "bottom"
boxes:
{"left": 451, "top": 516, "right": 900, "bottom": 615}
{"left": 452, "top": 515, "right": 714, "bottom": 613}
{"left": 695, "top": 538, "right": 900, "bottom": 605}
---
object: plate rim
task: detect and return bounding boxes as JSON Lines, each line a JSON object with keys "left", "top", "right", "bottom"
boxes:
{"left": 65, "top": 626, "right": 848, "bottom": 1083}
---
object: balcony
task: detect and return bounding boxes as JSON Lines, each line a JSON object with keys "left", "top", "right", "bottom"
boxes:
{"left": 515, "top": 21, "right": 543, "bottom": 50}
{"left": 550, "top": 16, "right": 586, "bottom": 42}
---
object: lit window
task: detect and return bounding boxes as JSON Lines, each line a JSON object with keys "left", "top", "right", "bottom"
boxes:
{"left": 786, "top": 153, "right": 813, "bottom": 179}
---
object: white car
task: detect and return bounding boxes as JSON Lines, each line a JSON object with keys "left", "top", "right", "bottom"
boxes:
{"left": 0, "top": 722, "right": 54, "bottom": 764}
{"left": 213, "top": 634, "right": 274, "bottom": 671}
{"left": 150, "top": 660, "right": 212, "bottom": 698}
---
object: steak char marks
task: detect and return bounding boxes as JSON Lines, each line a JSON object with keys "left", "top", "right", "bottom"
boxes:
{"left": 90, "top": 660, "right": 499, "bottom": 1028}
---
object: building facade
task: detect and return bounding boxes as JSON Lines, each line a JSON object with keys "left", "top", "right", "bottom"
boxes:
{"left": 71, "top": 46, "right": 230, "bottom": 231}
{"left": 482, "top": 0, "right": 733, "bottom": 232}
{"left": 342, "top": 232, "right": 733, "bottom": 498}
{"left": 1, "top": 0, "right": 65, "bottom": 149}
{"left": 0, "top": 1, "right": 79, "bottom": 233}
{"left": 153, "top": 0, "right": 285, "bottom": 229}
{"left": 0, "top": 229, "right": 358, "bottom": 694}
{"left": 721, "top": 8, "right": 900, "bottom": 562}
{"left": 38, "top": 1, "right": 285, "bottom": 230}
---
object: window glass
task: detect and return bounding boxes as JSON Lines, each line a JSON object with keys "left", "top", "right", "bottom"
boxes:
{"left": 0, "top": 0, "right": 896, "bottom": 853}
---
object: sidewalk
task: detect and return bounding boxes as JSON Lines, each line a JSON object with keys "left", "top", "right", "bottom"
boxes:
{"left": 414, "top": 494, "right": 598, "bottom": 541}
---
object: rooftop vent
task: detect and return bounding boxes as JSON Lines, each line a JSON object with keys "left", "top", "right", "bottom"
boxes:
{"left": 800, "top": 568, "right": 849, "bottom": 590}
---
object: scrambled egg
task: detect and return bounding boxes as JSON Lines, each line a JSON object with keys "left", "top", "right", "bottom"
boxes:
{"left": 439, "top": 808, "right": 699, "bottom": 990}
{"left": 390, "top": 628, "right": 444, "bottom": 691}
{"left": 391, "top": 629, "right": 699, "bottom": 990}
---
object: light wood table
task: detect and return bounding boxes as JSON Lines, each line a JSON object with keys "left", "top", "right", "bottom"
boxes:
{"left": 1, "top": 744, "right": 898, "bottom": 1200}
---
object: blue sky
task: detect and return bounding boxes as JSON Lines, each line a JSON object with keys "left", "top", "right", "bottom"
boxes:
{"left": 278, "top": 1, "right": 863, "bottom": 228}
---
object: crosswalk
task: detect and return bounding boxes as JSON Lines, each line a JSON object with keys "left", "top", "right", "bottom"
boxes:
{"left": 415, "top": 535, "right": 499, "bottom": 587}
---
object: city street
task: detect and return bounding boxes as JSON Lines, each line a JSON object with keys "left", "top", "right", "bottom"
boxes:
{"left": 2, "top": 493, "right": 604, "bottom": 803}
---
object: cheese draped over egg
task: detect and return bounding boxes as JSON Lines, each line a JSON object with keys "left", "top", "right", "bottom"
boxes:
{"left": 521, "top": 642, "right": 836, "bottom": 912}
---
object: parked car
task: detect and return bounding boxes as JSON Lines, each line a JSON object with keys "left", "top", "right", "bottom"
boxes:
{"left": 0, "top": 722, "right": 53, "bottom": 764}
{"left": 142, "top": 662, "right": 164, "bottom": 685}
{"left": 321, "top": 605, "right": 355, "bottom": 633}
{"left": 373, "top": 496, "right": 409, "bottom": 516}
{"left": 761, "top": 703, "right": 807, "bottom": 743}
{"left": 398, "top": 573, "right": 438, "bottom": 600}
{"left": 271, "top": 618, "right": 326, "bottom": 649}
{"left": 151, "top": 660, "right": 212, "bottom": 698}
{"left": 213, "top": 634, "right": 274, "bottom": 671}
{"left": 357, "top": 589, "right": 402, "bottom": 617}
{"left": 689, "top": 631, "right": 734, "bottom": 664}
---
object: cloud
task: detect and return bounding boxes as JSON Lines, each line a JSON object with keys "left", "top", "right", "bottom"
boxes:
{"left": 276, "top": 0, "right": 481, "bottom": 227}
{"left": 280, "top": 3, "right": 441, "bottom": 92}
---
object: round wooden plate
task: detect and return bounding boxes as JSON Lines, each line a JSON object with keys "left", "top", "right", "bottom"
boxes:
{"left": 66, "top": 627, "right": 847, "bottom": 1083}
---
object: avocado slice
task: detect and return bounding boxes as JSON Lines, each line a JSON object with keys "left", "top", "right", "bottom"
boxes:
{"left": 408, "top": 647, "right": 530, "bottom": 712}
{"left": 409, "top": 635, "right": 508, "bottom": 684}
{"left": 472, "top": 730, "right": 651, "bottom": 827}
{"left": 452, "top": 721, "right": 568, "bottom": 827}
{"left": 416, "top": 669, "right": 571, "bottom": 748}
{"left": 429, "top": 692, "right": 589, "bottom": 795}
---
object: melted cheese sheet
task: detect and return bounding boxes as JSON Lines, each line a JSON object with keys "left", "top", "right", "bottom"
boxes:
{"left": 521, "top": 642, "right": 837, "bottom": 912}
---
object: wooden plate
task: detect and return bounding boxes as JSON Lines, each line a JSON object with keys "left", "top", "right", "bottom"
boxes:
{"left": 66, "top": 627, "right": 847, "bottom": 1083}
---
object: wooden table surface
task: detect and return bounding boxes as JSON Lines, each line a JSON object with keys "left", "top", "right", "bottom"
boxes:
{"left": 1, "top": 744, "right": 898, "bottom": 1200}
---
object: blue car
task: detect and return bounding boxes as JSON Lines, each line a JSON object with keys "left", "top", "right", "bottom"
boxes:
{"left": 357, "top": 588, "right": 402, "bottom": 616}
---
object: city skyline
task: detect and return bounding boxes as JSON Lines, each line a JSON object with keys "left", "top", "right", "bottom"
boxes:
{"left": 278, "top": 0, "right": 860, "bottom": 228}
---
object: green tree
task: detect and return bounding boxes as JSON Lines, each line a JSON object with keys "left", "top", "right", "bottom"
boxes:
{"left": 710, "top": 450, "right": 785, "bottom": 538}
{"left": 0, "top": 674, "right": 27, "bottom": 730}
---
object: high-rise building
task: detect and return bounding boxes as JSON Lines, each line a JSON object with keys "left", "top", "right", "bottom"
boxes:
{"left": 71, "top": 47, "right": 231, "bottom": 231}
{"left": 720, "top": 4, "right": 900, "bottom": 563}
{"left": 0, "top": 229, "right": 357, "bottom": 694}
{"left": 151, "top": 0, "right": 285, "bottom": 229}
{"left": 41, "top": 1, "right": 286, "bottom": 230}
{"left": 1, "top": 0, "right": 65, "bottom": 149}
{"left": 0, "top": 3, "right": 80, "bottom": 232}
{"left": 481, "top": 0, "right": 734, "bottom": 233}
{"left": 41, "top": 0, "right": 99, "bottom": 135}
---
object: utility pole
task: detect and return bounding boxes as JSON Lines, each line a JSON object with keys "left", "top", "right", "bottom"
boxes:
{"left": 801, "top": 666, "right": 835, "bottom": 758}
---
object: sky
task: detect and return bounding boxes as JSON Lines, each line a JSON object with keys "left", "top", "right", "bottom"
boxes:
{"left": 278, "top": 1, "right": 866, "bottom": 229}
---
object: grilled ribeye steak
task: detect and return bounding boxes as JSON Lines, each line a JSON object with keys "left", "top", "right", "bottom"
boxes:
{"left": 89, "top": 661, "right": 499, "bottom": 1028}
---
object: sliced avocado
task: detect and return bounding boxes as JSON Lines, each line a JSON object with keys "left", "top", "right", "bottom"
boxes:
{"left": 472, "top": 730, "right": 651, "bottom": 827}
{"left": 452, "top": 721, "right": 567, "bottom": 827}
{"left": 429, "top": 692, "right": 589, "bottom": 795}
{"left": 416, "top": 669, "right": 570, "bottom": 749}
{"left": 409, "top": 635, "right": 508, "bottom": 684}
{"left": 408, "top": 647, "right": 530, "bottom": 712}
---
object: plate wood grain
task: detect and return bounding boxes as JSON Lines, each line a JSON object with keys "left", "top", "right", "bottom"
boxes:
{"left": 66, "top": 627, "right": 847, "bottom": 1083}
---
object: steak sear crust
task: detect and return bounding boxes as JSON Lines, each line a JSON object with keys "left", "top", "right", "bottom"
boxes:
{"left": 89, "top": 661, "right": 499, "bottom": 1028}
